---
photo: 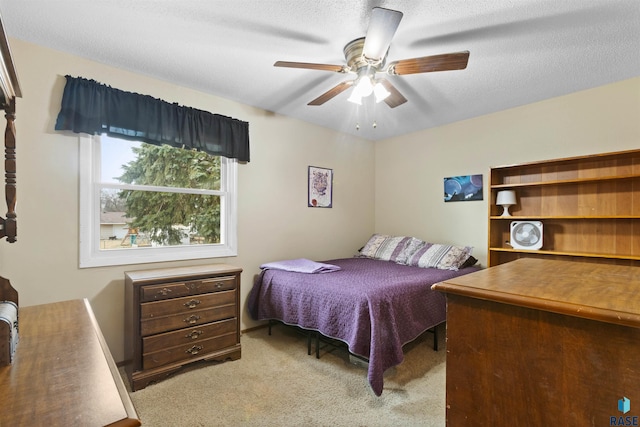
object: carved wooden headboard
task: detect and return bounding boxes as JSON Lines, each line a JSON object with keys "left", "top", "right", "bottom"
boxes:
{"left": 0, "top": 13, "right": 21, "bottom": 243}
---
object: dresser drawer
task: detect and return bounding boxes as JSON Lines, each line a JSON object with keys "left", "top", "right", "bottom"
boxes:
{"left": 143, "top": 332, "right": 238, "bottom": 370}
{"left": 140, "top": 276, "right": 237, "bottom": 302}
{"left": 141, "top": 304, "right": 236, "bottom": 336}
{"left": 143, "top": 318, "right": 237, "bottom": 354}
{"left": 141, "top": 290, "right": 236, "bottom": 319}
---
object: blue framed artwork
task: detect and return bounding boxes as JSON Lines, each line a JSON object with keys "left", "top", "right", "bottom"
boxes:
{"left": 444, "top": 174, "right": 483, "bottom": 202}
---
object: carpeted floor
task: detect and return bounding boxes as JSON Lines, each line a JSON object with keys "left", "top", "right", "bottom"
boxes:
{"left": 122, "top": 324, "right": 447, "bottom": 426}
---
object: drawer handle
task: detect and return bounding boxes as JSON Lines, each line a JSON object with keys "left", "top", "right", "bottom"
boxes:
{"left": 185, "top": 281, "right": 202, "bottom": 290}
{"left": 183, "top": 299, "right": 201, "bottom": 309}
{"left": 183, "top": 314, "right": 201, "bottom": 325}
{"left": 186, "top": 330, "right": 203, "bottom": 340}
{"left": 185, "top": 345, "right": 203, "bottom": 355}
{"left": 157, "top": 287, "right": 173, "bottom": 296}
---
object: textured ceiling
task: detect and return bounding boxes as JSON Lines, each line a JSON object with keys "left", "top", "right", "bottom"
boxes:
{"left": 0, "top": 1, "right": 639, "bottom": 141}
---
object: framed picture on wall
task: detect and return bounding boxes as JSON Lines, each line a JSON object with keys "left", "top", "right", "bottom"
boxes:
{"left": 308, "top": 166, "right": 333, "bottom": 208}
{"left": 444, "top": 174, "right": 483, "bottom": 202}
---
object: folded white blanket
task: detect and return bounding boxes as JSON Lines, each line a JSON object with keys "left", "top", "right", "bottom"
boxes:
{"left": 260, "top": 258, "right": 341, "bottom": 274}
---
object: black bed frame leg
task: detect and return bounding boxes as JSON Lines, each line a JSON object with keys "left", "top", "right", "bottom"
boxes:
{"left": 268, "top": 319, "right": 275, "bottom": 335}
{"left": 306, "top": 331, "right": 321, "bottom": 358}
{"left": 433, "top": 325, "right": 439, "bottom": 351}
{"left": 307, "top": 331, "right": 320, "bottom": 357}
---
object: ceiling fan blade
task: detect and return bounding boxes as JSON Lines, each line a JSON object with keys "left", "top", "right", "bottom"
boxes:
{"left": 274, "top": 61, "right": 347, "bottom": 73}
{"left": 378, "top": 79, "right": 407, "bottom": 108}
{"left": 387, "top": 51, "right": 470, "bottom": 75}
{"left": 362, "top": 7, "right": 403, "bottom": 62}
{"left": 308, "top": 80, "right": 354, "bottom": 106}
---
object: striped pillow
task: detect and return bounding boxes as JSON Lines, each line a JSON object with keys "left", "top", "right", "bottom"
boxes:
{"left": 359, "top": 234, "right": 411, "bottom": 262}
{"left": 395, "top": 237, "right": 427, "bottom": 265}
{"left": 407, "top": 243, "right": 473, "bottom": 270}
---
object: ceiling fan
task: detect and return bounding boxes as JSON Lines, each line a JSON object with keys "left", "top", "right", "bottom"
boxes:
{"left": 274, "top": 7, "right": 470, "bottom": 108}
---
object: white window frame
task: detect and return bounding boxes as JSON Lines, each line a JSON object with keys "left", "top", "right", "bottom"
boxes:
{"left": 79, "top": 135, "right": 237, "bottom": 268}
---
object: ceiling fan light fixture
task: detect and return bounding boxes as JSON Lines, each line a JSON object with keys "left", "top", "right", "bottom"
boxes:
{"left": 348, "top": 72, "right": 377, "bottom": 105}
{"left": 373, "top": 81, "right": 390, "bottom": 103}
{"left": 273, "top": 7, "right": 468, "bottom": 109}
{"left": 347, "top": 91, "right": 363, "bottom": 105}
{"left": 353, "top": 74, "right": 374, "bottom": 98}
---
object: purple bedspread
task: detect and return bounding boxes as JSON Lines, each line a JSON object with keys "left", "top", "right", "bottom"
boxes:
{"left": 248, "top": 257, "right": 478, "bottom": 395}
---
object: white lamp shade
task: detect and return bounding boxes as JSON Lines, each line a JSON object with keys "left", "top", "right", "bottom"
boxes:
{"left": 373, "top": 82, "right": 390, "bottom": 103}
{"left": 353, "top": 75, "right": 374, "bottom": 98}
{"left": 496, "top": 190, "right": 517, "bottom": 216}
{"left": 496, "top": 190, "right": 516, "bottom": 206}
{"left": 347, "top": 91, "right": 363, "bottom": 105}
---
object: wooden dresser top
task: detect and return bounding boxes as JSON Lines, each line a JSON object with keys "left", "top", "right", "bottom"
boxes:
{"left": 432, "top": 258, "right": 640, "bottom": 328}
{"left": 125, "top": 263, "right": 242, "bottom": 283}
{"left": 0, "top": 299, "right": 140, "bottom": 426}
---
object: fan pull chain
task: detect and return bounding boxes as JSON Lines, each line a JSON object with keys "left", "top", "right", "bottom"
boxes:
{"left": 355, "top": 121, "right": 378, "bottom": 130}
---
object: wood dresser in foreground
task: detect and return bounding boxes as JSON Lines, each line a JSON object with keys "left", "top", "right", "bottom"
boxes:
{"left": 124, "top": 264, "right": 242, "bottom": 391}
{"left": 432, "top": 258, "right": 640, "bottom": 426}
{"left": 0, "top": 299, "right": 140, "bottom": 426}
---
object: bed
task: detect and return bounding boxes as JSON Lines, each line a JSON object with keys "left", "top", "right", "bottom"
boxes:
{"left": 248, "top": 235, "right": 480, "bottom": 396}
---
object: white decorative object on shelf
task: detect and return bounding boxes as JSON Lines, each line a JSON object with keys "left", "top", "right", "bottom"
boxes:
{"left": 496, "top": 190, "right": 516, "bottom": 217}
{"left": 510, "top": 221, "right": 543, "bottom": 250}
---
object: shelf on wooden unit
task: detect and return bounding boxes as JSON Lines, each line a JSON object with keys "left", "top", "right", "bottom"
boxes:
{"left": 490, "top": 173, "right": 640, "bottom": 189}
{"left": 489, "top": 247, "right": 640, "bottom": 261}
{"left": 490, "top": 215, "right": 640, "bottom": 220}
{"left": 488, "top": 148, "right": 640, "bottom": 267}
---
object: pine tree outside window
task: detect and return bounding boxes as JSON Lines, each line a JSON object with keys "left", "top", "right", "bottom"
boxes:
{"left": 79, "top": 134, "right": 237, "bottom": 268}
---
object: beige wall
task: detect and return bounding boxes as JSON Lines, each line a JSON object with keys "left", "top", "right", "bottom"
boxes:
{"left": 375, "top": 76, "right": 640, "bottom": 266}
{"left": 1, "top": 38, "right": 638, "bottom": 363}
{"left": 0, "top": 39, "right": 375, "bottom": 362}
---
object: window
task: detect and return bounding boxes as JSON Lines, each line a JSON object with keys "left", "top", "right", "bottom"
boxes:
{"left": 79, "top": 135, "right": 237, "bottom": 268}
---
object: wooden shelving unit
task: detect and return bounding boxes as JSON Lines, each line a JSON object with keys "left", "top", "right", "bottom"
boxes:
{"left": 488, "top": 149, "right": 640, "bottom": 267}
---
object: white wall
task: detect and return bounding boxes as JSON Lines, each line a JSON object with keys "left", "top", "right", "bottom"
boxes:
{"left": 375, "top": 76, "right": 640, "bottom": 266}
{"left": 0, "top": 39, "right": 375, "bottom": 362}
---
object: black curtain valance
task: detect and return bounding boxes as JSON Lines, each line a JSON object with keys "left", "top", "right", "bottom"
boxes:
{"left": 55, "top": 75, "right": 250, "bottom": 162}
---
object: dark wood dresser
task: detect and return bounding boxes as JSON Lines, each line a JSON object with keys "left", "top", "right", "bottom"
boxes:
{"left": 124, "top": 264, "right": 242, "bottom": 391}
{"left": 432, "top": 258, "right": 640, "bottom": 426}
{"left": 0, "top": 299, "right": 140, "bottom": 426}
